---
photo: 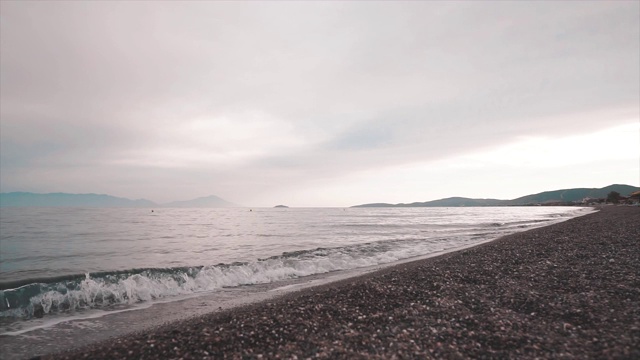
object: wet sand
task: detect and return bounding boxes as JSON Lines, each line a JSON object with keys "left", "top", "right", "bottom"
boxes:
{"left": 48, "top": 206, "right": 639, "bottom": 359}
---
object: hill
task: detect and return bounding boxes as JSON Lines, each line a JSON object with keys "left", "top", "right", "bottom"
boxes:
{"left": 0, "top": 192, "right": 156, "bottom": 208}
{"left": 505, "top": 184, "right": 640, "bottom": 205}
{"left": 0, "top": 193, "right": 240, "bottom": 208}
{"left": 356, "top": 197, "right": 506, "bottom": 208}
{"left": 161, "top": 195, "right": 239, "bottom": 208}
{"left": 352, "top": 184, "right": 639, "bottom": 207}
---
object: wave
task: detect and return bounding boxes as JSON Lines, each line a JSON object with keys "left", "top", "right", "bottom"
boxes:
{"left": 0, "top": 211, "right": 580, "bottom": 325}
{"left": 0, "top": 238, "right": 456, "bottom": 322}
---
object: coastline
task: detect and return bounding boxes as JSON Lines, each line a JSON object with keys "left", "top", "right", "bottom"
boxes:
{"left": 44, "top": 206, "right": 640, "bottom": 359}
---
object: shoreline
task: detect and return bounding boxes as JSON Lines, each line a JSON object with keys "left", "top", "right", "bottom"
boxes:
{"left": 45, "top": 206, "right": 639, "bottom": 359}
{"left": 1, "top": 208, "right": 588, "bottom": 341}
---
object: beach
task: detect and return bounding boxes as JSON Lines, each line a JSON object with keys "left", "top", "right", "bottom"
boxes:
{"left": 47, "top": 206, "right": 639, "bottom": 359}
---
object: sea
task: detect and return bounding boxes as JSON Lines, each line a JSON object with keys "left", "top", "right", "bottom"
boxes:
{"left": 0, "top": 206, "right": 592, "bottom": 358}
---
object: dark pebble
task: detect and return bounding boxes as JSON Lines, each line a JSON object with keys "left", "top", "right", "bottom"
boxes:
{"left": 48, "top": 206, "right": 640, "bottom": 359}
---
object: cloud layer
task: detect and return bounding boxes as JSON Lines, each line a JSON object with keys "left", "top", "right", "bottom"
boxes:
{"left": 1, "top": 1, "right": 638, "bottom": 206}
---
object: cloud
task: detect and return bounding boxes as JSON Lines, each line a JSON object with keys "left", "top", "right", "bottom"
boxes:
{"left": 1, "top": 1, "right": 638, "bottom": 205}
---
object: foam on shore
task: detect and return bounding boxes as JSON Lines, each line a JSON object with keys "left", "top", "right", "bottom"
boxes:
{"left": 3, "top": 206, "right": 637, "bottom": 359}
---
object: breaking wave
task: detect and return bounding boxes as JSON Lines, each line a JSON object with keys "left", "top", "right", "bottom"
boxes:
{"left": 0, "top": 238, "right": 461, "bottom": 321}
{"left": 0, "top": 206, "right": 590, "bottom": 328}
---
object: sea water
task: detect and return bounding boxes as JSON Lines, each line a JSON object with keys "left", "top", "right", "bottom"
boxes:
{"left": 0, "top": 206, "right": 592, "bottom": 357}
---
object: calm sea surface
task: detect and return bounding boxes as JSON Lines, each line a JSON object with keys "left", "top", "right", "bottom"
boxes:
{"left": 0, "top": 206, "right": 591, "bottom": 336}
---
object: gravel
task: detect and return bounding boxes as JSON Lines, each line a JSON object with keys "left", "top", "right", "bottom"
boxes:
{"left": 47, "top": 206, "right": 640, "bottom": 359}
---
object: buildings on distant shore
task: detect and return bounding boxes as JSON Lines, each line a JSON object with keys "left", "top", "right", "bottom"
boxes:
{"left": 581, "top": 197, "right": 605, "bottom": 206}
{"left": 580, "top": 191, "right": 640, "bottom": 206}
{"left": 628, "top": 190, "right": 640, "bottom": 198}
{"left": 627, "top": 190, "right": 640, "bottom": 204}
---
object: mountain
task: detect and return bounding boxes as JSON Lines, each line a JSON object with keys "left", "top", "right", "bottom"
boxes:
{"left": 352, "top": 184, "right": 640, "bottom": 207}
{"left": 505, "top": 184, "right": 640, "bottom": 205}
{"left": 401, "top": 197, "right": 505, "bottom": 207}
{"left": 0, "top": 192, "right": 240, "bottom": 208}
{"left": 355, "top": 197, "right": 506, "bottom": 208}
{"left": 162, "top": 195, "right": 239, "bottom": 208}
{"left": 0, "top": 192, "right": 157, "bottom": 208}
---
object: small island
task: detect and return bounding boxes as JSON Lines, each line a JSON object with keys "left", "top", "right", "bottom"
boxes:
{"left": 274, "top": 205, "right": 289, "bottom": 208}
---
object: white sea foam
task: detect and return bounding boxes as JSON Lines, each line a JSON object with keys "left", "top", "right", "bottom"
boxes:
{"left": 2, "top": 237, "right": 450, "bottom": 320}
{"left": 0, "top": 206, "right": 592, "bottom": 333}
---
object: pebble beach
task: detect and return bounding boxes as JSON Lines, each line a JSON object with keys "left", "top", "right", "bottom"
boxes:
{"left": 47, "top": 206, "right": 639, "bottom": 359}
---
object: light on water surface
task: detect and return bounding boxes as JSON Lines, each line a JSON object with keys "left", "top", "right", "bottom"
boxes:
{"left": 0, "top": 206, "right": 592, "bottom": 333}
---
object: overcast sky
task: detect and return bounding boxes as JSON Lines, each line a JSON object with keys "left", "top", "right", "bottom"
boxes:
{"left": 1, "top": 1, "right": 638, "bottom": 207}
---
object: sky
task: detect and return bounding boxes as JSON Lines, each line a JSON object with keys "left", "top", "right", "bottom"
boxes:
{"left": 1, "top": 1, "right": 638, "bottom": 207}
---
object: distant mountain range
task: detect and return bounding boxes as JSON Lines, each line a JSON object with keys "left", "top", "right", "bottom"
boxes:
{"left": 162, "top": 195, "right": 238, "bottom": 208}
{"left": 2, "top": 184, "right": 637, "bottom": 208}
{"left": 352, "top": 184, "right": 639, "bottom": 207}
{"left": 0, "top": 192, "right": 239, "bottom": 208}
